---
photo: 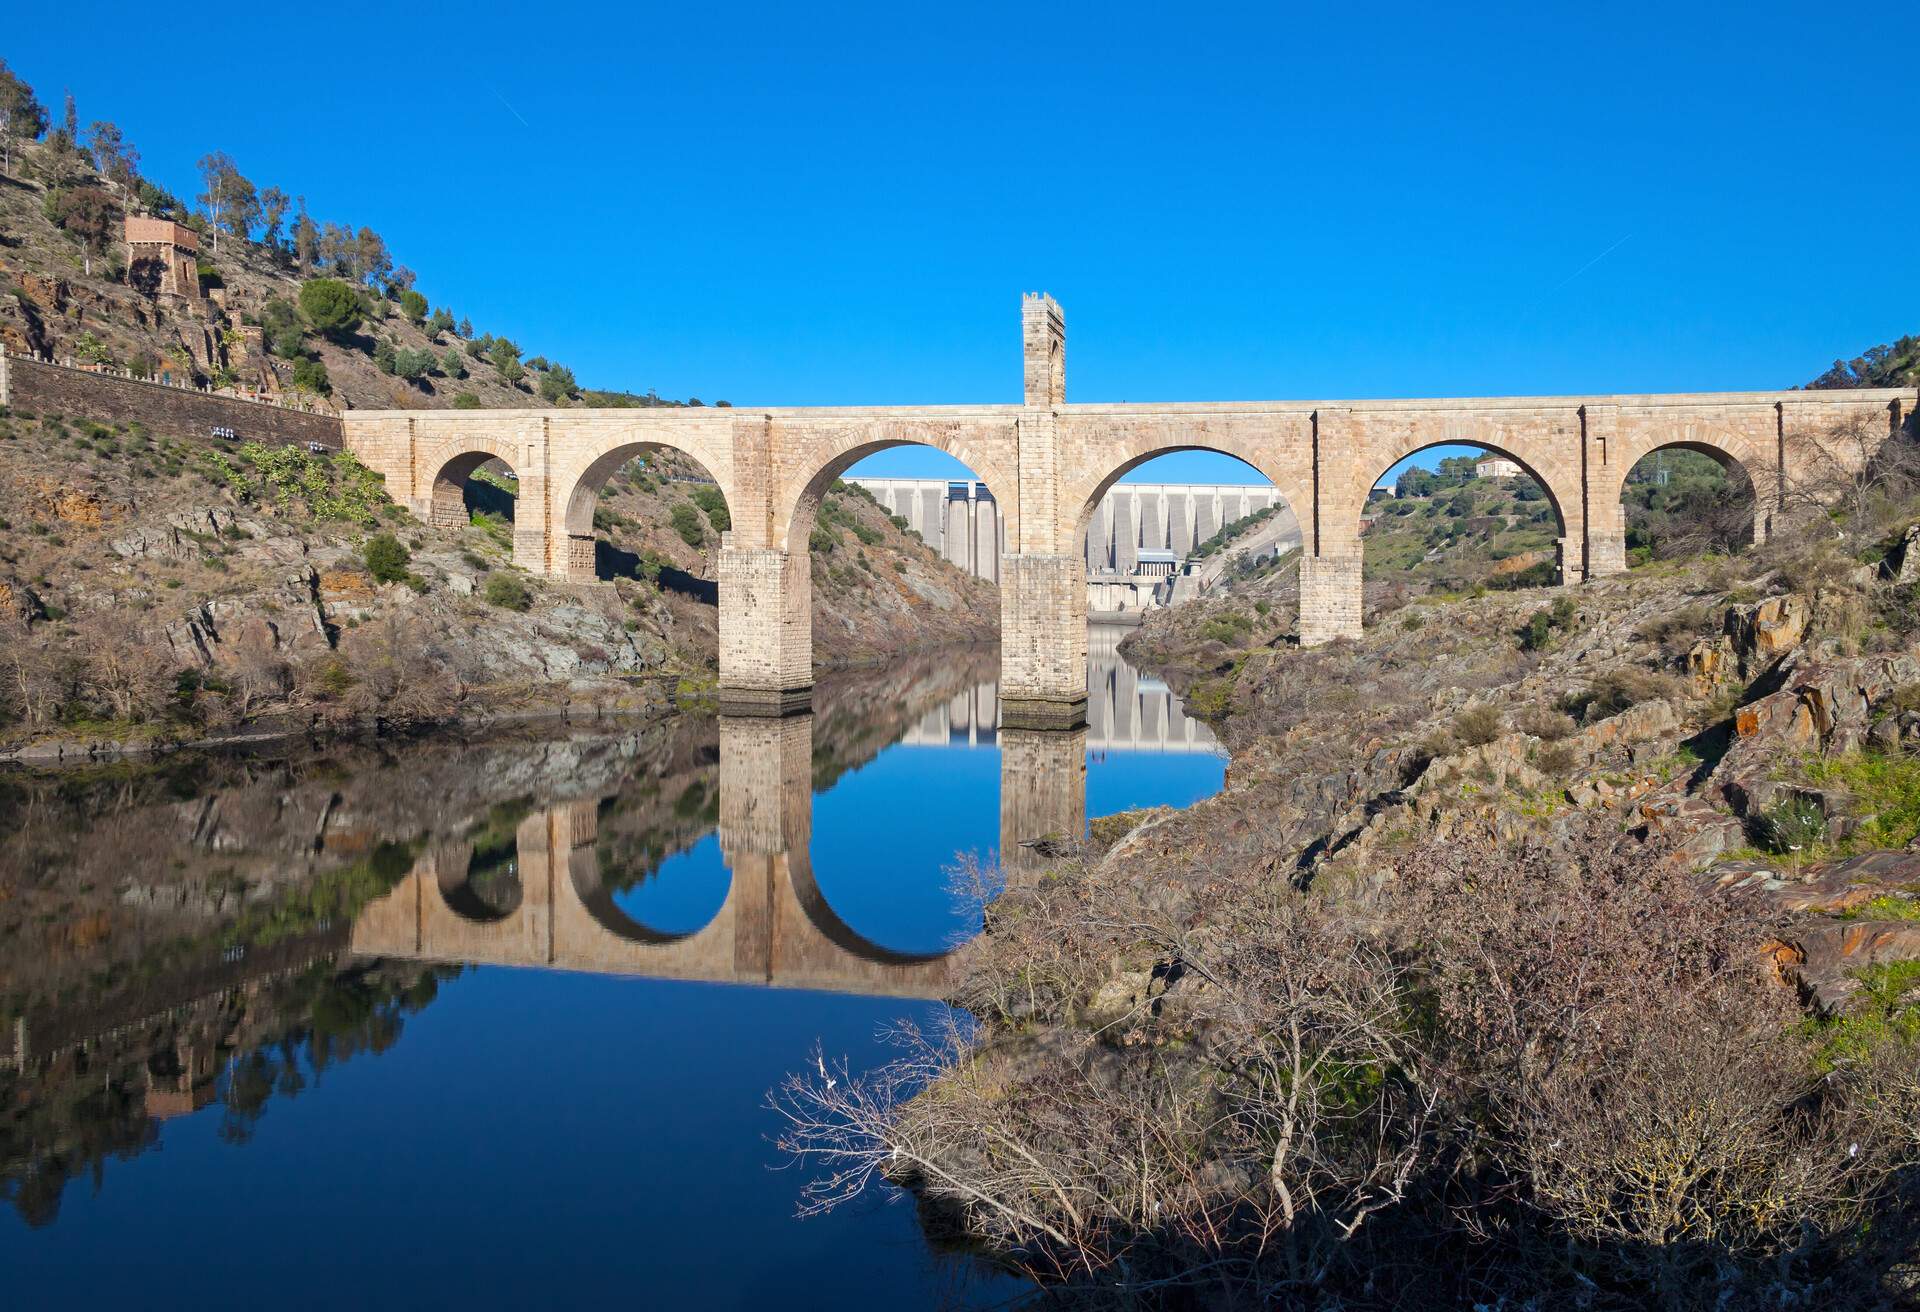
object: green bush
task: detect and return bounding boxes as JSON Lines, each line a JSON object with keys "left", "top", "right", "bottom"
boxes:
{"left": 204, "top": 443, "right": 388, "bottom": 524}
{"left": 536, "top": 365, "right": 578, "bottom": 405}
{"left": 482, "top": 571, "right": 531, "bottom": 611}
{"left": 1520, "top": 610, "right": 1553, "bottom": 651}
{"left": 398, "top": 289, "right": 428, "bottom": 324}
{"left": 451, "top": 392, "right": 482, "bottom": 410}
{"left": 290, "top": 356, "right": 330, "bottom": 396}
{"left": 689, "top": 483, "right": 730, "bottom": 531}
{"left": 260, "top": 296, "right": 306, "bottom": 357}
{"left": 392, "top": 347, "right": 436, "bottom": 382}
{"left": 1199, "top": 611, "right": 1254, "bottom": 644}
{"left": 298, "top": 278, "right": 362, "bottom": 339}
{"left": 362, "top": 532, "right": 411, "bottom": 583}
{"left": 810, "top": 526, "right": 838, "bottom": 554}
{"left": 670, "top": 502, "right": 705, "bottom": 547}
{"left": 441, "top": 348, "right": 467, "bottom": 380}
{"left": 1754, "top": 794, "right": 1828, "bottom": 855}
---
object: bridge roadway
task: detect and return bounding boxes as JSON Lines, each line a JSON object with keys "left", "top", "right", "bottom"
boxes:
{"left": 348, "top": 716, "right": 1091, "bottom": 999}
{"left": 342, "top": 295, "right": 1916, "bottom": 727}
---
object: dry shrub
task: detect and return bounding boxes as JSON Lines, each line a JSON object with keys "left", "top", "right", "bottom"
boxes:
{"left": 0, "top": 611, "right": 179, "bottom": 731}
{"left": 1636, "top": 601, "right": 1719, "bottom": 648}
{"left": 330, "top": 613, "right": 459, "bottom": 726}
{"left": 777, "top": 823, "right": 1920, "bottom": 1308}
{"left": 1532, "top": 741, "right": 1579, "bottom": 778}
{"left": 1513, "top": 702, "right": 1576, "bottom": 741}
{"left": 1454, "top": 703, "right": 1503, "bottom": 746}
{"left": 1567, "top": 667, "right": 1684, "bottom": 722}
{"left": 1399, "top": 828, "right": 1893, "bottom": 1298}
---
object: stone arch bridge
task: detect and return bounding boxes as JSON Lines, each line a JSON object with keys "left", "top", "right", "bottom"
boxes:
{"left": 343, "top": 296, "right": 1915, "bottom": 726}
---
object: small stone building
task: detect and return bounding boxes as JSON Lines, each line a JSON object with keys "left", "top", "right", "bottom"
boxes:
{"left": 124, "top": 215, "right": 204, "bottom": 306}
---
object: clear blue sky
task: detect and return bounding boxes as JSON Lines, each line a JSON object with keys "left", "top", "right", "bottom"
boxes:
{"left": 12, "top": 3, "right": 1915, "bottom": 486}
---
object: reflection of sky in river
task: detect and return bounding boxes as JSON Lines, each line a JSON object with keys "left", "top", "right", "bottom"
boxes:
{"left": 612, "top": 832, "right": 730, "bottom": 937}
{"left": 8, "top": 641, "right": 1223, "bottom": 1309}
{"left": 614, "top": 698, "right": 1227, "bottom": 959}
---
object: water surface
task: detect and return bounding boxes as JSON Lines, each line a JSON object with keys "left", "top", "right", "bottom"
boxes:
{"left": 0, "top": 635, "right": 1221, "bottom": 1308}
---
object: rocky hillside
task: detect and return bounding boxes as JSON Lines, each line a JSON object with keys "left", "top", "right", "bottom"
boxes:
{"left": 0, "top": 406, "right": 994, "bottom": 758}
{"left": 0, "top": 83, "right": 652, "bottom": 414}
{"left": 790, "top": 480, "right": 1920, "bottom": 1305}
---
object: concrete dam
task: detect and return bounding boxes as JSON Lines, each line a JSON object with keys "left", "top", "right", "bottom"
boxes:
{"left": 848, "top": 476, "right": 1302, "bottom": 614}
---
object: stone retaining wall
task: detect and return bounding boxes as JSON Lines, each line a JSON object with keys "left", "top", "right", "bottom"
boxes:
{"left": 0, "top": 353, "right": 343, "bottom": 449}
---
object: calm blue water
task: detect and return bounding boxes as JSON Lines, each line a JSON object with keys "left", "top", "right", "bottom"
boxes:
{"left": 1, "top": 640, "right": 1223, "bottom": 1308}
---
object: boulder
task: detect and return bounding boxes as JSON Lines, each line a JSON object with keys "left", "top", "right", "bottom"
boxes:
{"left": 1725, "top": 594, "right": 1809, "bottom": 674}
{"left": 1883, "top": 523, "right": 1920, "bottom": 585}
{"left": 1687, "top": 636, "right": 1734, "bottom": 694}
{"left": 1774, "top": 920, "right": 1920, "bottom": 1014}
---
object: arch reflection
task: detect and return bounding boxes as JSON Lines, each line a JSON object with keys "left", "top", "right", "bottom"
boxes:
{"left": 348, "top": 635, "right": 1187, "bottom": 997}
{"left": 350, "top": 715, "right": 990, "bottom": 999}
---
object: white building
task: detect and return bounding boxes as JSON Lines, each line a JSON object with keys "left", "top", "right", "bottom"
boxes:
{"left": 1474, "top": 454, "right": 1524, "bottom": 479}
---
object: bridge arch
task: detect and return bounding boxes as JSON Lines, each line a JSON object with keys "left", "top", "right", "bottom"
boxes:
{"left": 761, "top": 423, "right": 1016, "bottom": 685}
{"left": 774, "top": 421, "right": 1020, "bottom": 555}
{"left": 1061, "top": 417, "right": 1315, "bottom": 558}
{"left": 433, "top": 841, "right": 524, "bottom": 923}
{"left": 1353, "top": 440, "right": 1570, "bottom": 543}
{"left": 419, "top": 434, "right": 523, "bottom": 533}
{"left": 785, "top": 850, "right": 956, "bottom": 969}
{"left": 551, "top": 430, "right": 737, "bottom": 584}
{"left": 1351, "top": 439, "right": 1574, "bottom": 602}
{"left": 1590, "top": 421, "right": 1777, "bottom": 575}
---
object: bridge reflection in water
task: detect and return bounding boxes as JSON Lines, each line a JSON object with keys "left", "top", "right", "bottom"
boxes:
{"left": 349, "top": 629, "right": 1210, "bottom": 999}
{"left": 350, "top": 721, "right": 1100, "bottom": 1000}
{"left": 895, "top": 625, "right": 1219, "bottom": 755}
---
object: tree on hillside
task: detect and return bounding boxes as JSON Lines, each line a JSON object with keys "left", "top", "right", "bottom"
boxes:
{"left": 398, "top": 289, "right": 428, "bottom": 324}
{"left": 537, "top": 364, "right": 578, "bottom": 405}
{"left": 292, "top": 197, "right": 317, "bottom": 272}
{"left": 135, "top": 178, "right": 178, "bottom": 217}
{"left": 489, "top": 337, "right": 524, "bottom": 385}
{"left": 428, "top": 307, "right": 454, "bottom": 336}
{"left": 318, "top": 221, "right": 353, "bottom": 274}
{"left": 388, "top": 266, "right": 417, "bottom": 293}
{"left": 0, "top": 60, "right": 48, "bottom": 175}
{"left": 46, "top": 187, "right": 120, "bottom": 274}
{"left": 457, "top": 316, "right": 474, "bottom": 339}
{"left": 1807, "top": 336, "right": 1920, "bottom": 390}
{"left": 355, "top": 228, "right": 392, "bottom": 289}
{"left": 392, "top": 347, "right": 436, "bottom": 385}
{"left": 260, "top": 296, "right": 305, "bottom": 357}
{"left": 299, "top": 278, "right": 362, "bottom": 340}
{"left": 441, "top": 348, "right": 468, "bottom": 379}
{"left": 290, "top": 357, "right": 330, "bottom": 396}
{"left": 196, "top": 152, "right": 259, "bottom": 251}
{"left": 86, "top": 120, "right": 138, "bottom": 185}
{"left": 259, "top": 186, "right": 290, "bottom": 252}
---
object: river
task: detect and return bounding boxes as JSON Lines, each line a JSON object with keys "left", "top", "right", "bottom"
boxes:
{"left": 0, "top": 632, "right": 1223, "bottom": 1308}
